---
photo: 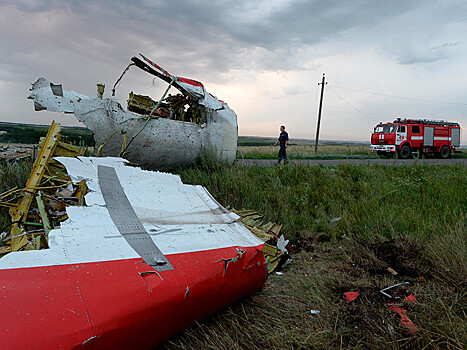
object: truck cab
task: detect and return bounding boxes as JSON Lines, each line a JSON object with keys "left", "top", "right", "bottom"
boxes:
{"left": 370, "top": 123, "right": 397, "bottom": 155}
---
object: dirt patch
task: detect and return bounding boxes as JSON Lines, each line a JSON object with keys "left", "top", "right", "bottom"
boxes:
{"left": 292, "top": 232, "right": 331, "bottom": 252}
{"left": 355, "top": 238, "right": 430, "bottom": 278}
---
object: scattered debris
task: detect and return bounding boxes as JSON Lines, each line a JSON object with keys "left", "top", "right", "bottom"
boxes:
{"left": 0, "top": 121, "right": 85, "bottom": 253}
{"left": 380, "top": 282, "right": 410, "bottom": 301}
{"left": 229, "top": 208, "right": 290, "bottom": 273}
{"left": 277, "top": 235, "right": 289, "bottom": 253}
{"left": 310, "top": 310, "right": 320, "bottom": 315}
{"left": 387, "top": 267, "right": 398, "bottom": 276}
{"left": 330, "top": 217, "right": 342, "bottom": 224}
{"left": 344, "top": 291, "right": 360, "bottom": 302}
{"left": 281, "top": 258, "right": 293, "bottom": 269}
{"left": 388, "top": 304, "right": 419, "bottom": 334}
{"left": 404, "top": 293, "right": 417, "bottom": 302}
{"left": 0, "top": 122, "right": 268, "bottom": 348}
{"left": 376, "top": 282, "right": 420, "bottom": 335}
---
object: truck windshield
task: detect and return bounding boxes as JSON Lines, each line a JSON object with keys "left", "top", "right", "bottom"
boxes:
{"left": 374, "top": 125, "right": 397, "bottom": 133}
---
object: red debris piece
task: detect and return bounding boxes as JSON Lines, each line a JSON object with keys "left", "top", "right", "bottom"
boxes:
{"left": 404, "top": 293, "right": 417, "bottom": 302}
{"left": 344, "top": 292, "right": 360, "bottom": 302}
{"left": 388, "top": 304, "right": 419, "bottom": 334}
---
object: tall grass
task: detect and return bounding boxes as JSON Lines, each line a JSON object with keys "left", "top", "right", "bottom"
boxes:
{"left": 178, "top": 163, "right": 466, "bottom": 243}
{"left": 171, "top": 161, "right": 466, "bottom": 349}
{"left": 0, "top": 159, "right": 32, "bottom": 229}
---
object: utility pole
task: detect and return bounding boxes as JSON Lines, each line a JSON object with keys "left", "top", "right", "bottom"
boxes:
{"left": 314, "top": 73, "right": 327, "bottom": 154}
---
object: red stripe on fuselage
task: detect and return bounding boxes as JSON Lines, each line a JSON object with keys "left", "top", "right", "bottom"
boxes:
{"left": 178, "top": 77, "right": 204, "bottom": 87}
{"left": 1, "top": 245, "right": 267, "bottom": 349}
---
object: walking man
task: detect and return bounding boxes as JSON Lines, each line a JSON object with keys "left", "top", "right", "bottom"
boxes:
{"left": 274, "top": 125, "right": 289, "bottom": 163}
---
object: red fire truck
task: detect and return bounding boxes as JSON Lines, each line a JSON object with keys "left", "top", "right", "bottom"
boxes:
{"left": 370, "top": 118, "right": 462, "bottom": 159}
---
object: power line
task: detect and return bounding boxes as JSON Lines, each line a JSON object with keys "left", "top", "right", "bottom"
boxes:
{"left": 330, "top": 84, "right": 467, "bottom": 106}
{"left": 328, "top": 86, "right": 378, "bottom": 122}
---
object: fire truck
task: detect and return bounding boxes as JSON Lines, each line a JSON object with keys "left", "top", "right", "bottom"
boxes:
{"left": 370, "top": 118, "right": 462, "bottom": 159}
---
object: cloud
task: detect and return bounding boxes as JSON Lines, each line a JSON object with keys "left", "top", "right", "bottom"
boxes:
{"left": 0, "top": 0, "right": 421, "bottom": 79}
{"left": 0, "top": 0, "right": 466, "bottom": 144}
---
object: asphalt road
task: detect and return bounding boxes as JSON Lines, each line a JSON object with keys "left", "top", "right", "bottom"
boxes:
{"left": 236, "top": 158, "right": 467, "bottom": 167}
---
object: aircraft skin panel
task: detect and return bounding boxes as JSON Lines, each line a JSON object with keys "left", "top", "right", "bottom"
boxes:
{"left": 0, "top": 157, "right": 267, "bottom": 349}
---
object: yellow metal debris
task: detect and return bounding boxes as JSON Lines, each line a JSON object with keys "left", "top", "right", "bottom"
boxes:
{"left": 10, "top": 121, "right": 61, "bottom": 251}
{"left": 229, "top": 208, "right": 288, "bottom": 273}
{"left": 0, "top": 122, "right": 89, "bottom": 256}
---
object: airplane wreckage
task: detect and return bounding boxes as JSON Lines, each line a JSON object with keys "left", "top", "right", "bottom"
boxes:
{"left": 0, "top": 99, "right": 289, "bottom": 346}
{"left": 28, "top": 54, "right": 238, "bottom": 170}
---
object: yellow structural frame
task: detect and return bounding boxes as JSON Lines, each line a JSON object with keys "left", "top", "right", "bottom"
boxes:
{"left": 9, "top": 121, "right": 61, "bottom": 252}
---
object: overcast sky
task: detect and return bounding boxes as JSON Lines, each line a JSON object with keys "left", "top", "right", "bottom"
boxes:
{"left": 1, "top": 0, "right": 466, "bottom": 142}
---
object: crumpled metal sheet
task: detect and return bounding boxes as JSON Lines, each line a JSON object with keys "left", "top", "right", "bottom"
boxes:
{"left": 28, "top": 55, "right": 238, "bottom": 170}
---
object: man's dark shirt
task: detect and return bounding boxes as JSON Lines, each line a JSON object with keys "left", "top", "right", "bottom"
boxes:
{"left": 279, "top": 131, "right": 289, "bottom": 148}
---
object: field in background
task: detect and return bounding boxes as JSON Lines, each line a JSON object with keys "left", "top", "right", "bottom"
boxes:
{"left": 0, "top": 150, "right": 466, "bottom": 349}
{"left": 0, "top": 122, "right": 94, "bottom": 146}
{"left": 238, "top": 137, "right": 466, "bottom": 160}
{"left": 238, "top": 144, "right": 374, "bottom": 160}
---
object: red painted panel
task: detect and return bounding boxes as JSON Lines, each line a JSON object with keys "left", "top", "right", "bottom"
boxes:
{"left": 77, "top": 246, "right": 267, "bottom": 348}
{"left": 1, "top": 245, "right": 267, "bottom": 349}
{"left": 0, "top": 265, "right": 95, "bottom": 349}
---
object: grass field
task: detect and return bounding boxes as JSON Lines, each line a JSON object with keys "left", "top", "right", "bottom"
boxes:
{"left": 238, "top": 144, "right": 375, "bottom": 160}
{"left": 238, "top": 143, "right": 467, "bottom": 160}
{"left": 0, "top": 156, "right": 465, "bottom": 349}
{"left": 166, "top": 160, "right": 466, "bottom": 349}
{"left": 0, "top": 159, "right": 33, "bottom": 229}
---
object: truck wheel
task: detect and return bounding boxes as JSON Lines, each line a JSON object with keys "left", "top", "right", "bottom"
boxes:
{"left": 440, "top": 145, "right": 451, "bottom": 159}
{"left": 398, "top": 144, "right": 411, "bottom": 159}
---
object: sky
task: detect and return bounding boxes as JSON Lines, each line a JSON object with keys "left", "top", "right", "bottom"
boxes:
{"left": 1, "top": 0, "right": 466, "bottom": 142}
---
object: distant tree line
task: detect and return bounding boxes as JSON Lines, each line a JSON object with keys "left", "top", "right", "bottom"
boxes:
{"left": 0, "top": 125, "right": 95, "bottom": 146}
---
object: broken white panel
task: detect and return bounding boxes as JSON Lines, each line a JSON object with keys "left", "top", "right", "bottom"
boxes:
{"left": 29, "top": 78, "right": 89, "bottom": 113}
{"left": 55, "top": 156, "right": 239, "bottom": 224}
{"left": 0, "top": 157, "right": 262, "bottom": 270}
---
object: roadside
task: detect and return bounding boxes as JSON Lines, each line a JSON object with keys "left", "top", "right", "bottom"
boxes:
{"left": 237, "top": 158, "right": 467, "bottom": 166}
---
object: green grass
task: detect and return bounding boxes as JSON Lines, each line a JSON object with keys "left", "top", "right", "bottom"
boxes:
{"left": 0, "top": 156, "right": 465, "bottom": 349}
{"left": 0, "top": 159, "right": 33, "bottom": 229}
{"left": 178, "top": 162, "right": 466, "bottom": 242}
{"left": 238, "top": 136, "right": 276, "bottom": 147}
{"left": 168, "top": 160, "right": 466, "bottom": 349}
{"left": 237, "top": 144, "right": 467, "bottom": 160}
{"left": 237, "top": 144, "right": 373, "bottom": 160}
